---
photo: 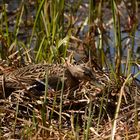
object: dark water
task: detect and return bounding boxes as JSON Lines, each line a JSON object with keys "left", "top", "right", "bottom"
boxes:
{"left": 0, "top": 0, "right": 21, "bottom": 10}
{"left": 108, "top": 27, "right": 140, "bottom": 79}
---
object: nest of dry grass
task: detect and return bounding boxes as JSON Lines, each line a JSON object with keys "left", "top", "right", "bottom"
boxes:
{"left": 0, "top": 63, "right": 140, "bottom": 139}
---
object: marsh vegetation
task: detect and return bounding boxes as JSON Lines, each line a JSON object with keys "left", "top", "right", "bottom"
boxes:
{"left": 0, "top": 0, "right": 140, "bottom": 139}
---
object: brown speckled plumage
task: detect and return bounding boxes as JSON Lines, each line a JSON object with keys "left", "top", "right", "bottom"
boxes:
{"left": 0, "top": 63, "right": 96, "bottom": 98}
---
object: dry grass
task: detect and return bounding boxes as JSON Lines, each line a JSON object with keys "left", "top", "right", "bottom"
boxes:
{"left": 0, "top": 62, "right": 139, "bottom": 139}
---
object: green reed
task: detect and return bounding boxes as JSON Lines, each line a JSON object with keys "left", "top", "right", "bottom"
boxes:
{"left": 0, "top": 0, "right": 69, "bottom": 63}
{"left": 31, "top": 0, "right": 69, "bottom": 63}
{"left": 84, "top": 101, "right": 93, "bottom": 140}
{"left": 0, "top": 1, "right": 9, "bottom": 59}
{"left": 111, "top": 0, "right": 122, "bottom": 77}
{"left": 2, "top": 2, "right": 10, "bottom": 46}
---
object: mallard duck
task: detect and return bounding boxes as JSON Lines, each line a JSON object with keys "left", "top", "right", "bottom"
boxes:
{"left": 0, "top": 63, "right": 96, "bottom": 98}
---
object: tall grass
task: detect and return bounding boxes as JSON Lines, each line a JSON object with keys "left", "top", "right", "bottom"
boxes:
{"left": 30, "top": 0, "right": 69, "bottom": 63}
{"left": 0, "top": 0, "right": 138, "bottom": 68}
{"left": 0, "top": 0, "right": 69, "bottom": 63}
{"left": 111, "top": 0, "right": 122, "bottom": 77}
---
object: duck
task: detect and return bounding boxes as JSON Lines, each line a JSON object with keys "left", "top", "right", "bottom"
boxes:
{"left": 0, "top": 62, "right": 96, "bottom": 98}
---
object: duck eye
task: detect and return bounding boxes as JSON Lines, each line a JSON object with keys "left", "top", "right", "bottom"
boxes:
{"left": 83, "top": 68, "right": 92, "bottom": 77}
